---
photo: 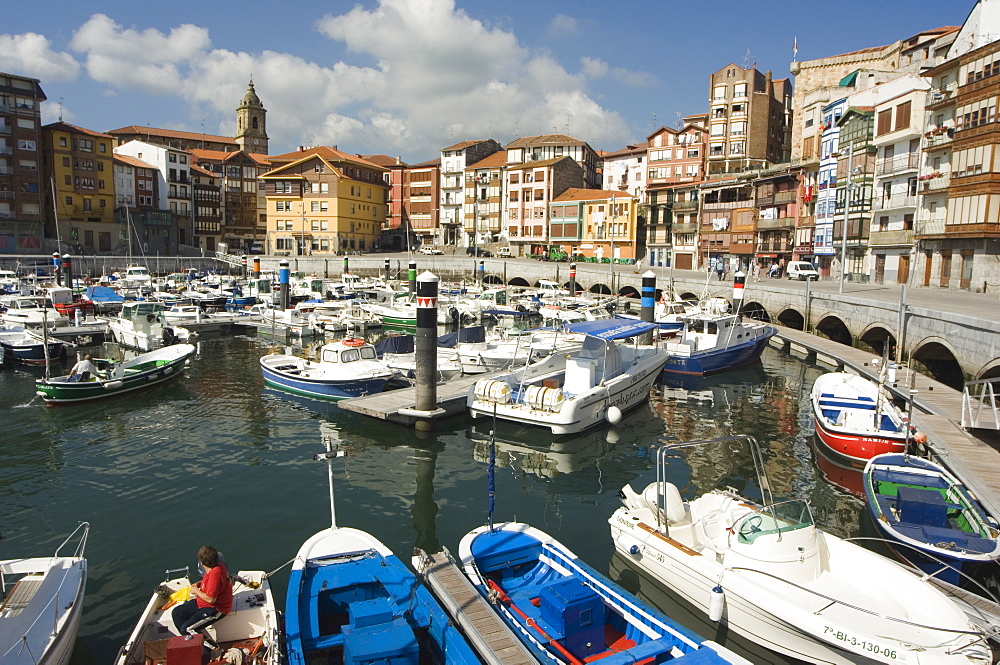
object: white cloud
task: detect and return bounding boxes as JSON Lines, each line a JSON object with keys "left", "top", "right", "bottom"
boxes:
{"left": 581, "top": 56, "right": 656, "bottom": 88}
{"left": 548, "top": 14, "right": 579, "bottom": 37}
{"left": 0, "top": 32, "right": 81, "bottom": 82}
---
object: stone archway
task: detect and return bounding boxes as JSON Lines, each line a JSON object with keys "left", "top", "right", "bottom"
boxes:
{"left": 910, "top": 339, "right": 965, "bottom": 390}
{"left": 483, "top": 274, "right": 503, "bottom": 285}
{"left": 814, "top": 315, "right": 852, "bottom": 346}
{"left": 590, "top": 283, "right": 612, "bottom": 295}
{"left": 776, "top": 308, "right": 804, "bottom": 330}
{"left": 741, "top": 301, "right": 771, "bottom": 322}
{"left": 619, "top": 285, "right": 640, "bottom": 299}
{"left": 976, "top": 360, "right": 1000, "bottom": 382}
{"left": 858, "top": 325, "right": 896, "bottom": 359}
{"left": 508, "top": 277, "right": 530, "bottom": 287}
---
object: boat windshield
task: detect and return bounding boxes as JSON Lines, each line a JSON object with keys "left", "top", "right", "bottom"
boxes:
{"left": 734, "top": 499, "right": 814, "bottom": 545}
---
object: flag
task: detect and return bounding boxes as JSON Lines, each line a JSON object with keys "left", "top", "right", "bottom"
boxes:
{"left": 793, "top": 37, "right": 798, "bottom": 60}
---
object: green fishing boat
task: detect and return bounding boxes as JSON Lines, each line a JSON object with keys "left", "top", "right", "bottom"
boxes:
{"left": 35, "top": 344, "right": 196, "bottom": 404}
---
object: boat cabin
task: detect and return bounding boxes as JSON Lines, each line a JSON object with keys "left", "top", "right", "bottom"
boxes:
{"left": 321, "top": 341, "right": 377, "bottom": 364}
{"left": 119, "top": 301, "right": 166, "bottom": 322}
{"left": 123, "top": 266, "right": 152, "bottom": 283}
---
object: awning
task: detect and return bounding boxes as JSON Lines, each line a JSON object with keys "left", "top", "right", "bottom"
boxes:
{"left": 756, "top": 253, "right": 778, "bottom": 258}
{"left": 565, "top": 319, "right": 657, "bottom": 340}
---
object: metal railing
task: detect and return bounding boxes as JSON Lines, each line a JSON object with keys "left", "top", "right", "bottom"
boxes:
{"left": 916, "top": 217, "right": 946, "bottom": 235}
{"left": 876, "top": 153, "right": 919, "bottom": 175}
{"left": 869, "top": 229, "right": 915, "bottom": 246}
{"left": 962, "top": 378, "right": 1000, "bottom": 430}
{"left": 874, "top": 195, "right": 918, "bottom": 210}
{"left": 926, "top": 82, "right": 958, "bottom": 106}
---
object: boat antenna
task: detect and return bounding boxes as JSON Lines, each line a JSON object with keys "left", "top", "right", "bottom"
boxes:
{"left": 314, "top": 440, "right": 344, "bottom": 530}
{"left": 488, "top": 404, "right": 497, "bottom": 532}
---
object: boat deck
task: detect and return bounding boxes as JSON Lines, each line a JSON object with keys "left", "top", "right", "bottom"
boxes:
{"left": 772, "top": 327, "right": 1000, "bottom": 521}
{"left": 414, "top": 550, "right": 535, "bottom": 665}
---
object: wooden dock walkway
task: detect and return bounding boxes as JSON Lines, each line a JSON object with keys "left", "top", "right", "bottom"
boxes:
{"left": 338, "top": 371, "right": 500, "bottom": 425}
{"left": 772, "top": 326, "right": 1000, "bottom": 518}
{"left": 413, "top": 550, "right": 536, "bottom": 665}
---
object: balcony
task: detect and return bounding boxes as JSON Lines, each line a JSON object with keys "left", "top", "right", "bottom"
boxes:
{"left": 757, "top": 241, "right": 794, "bottom": 252}
{"left": 0, "top": 147, "right": 11, "bottom": 155}
{"left": 869, "top": 229, "right": 915, "bottom": 246}
{"left": 0, "top": 191, "right": 12, "bottom": 200}
{"left": 672, "top": 223, "right": 698, "bottom": 234}
{"left": 0, "top": 125, "right": 10, "bottom": 135}
{"left": 0, "top": 166, "right": 11, "bottom": 175}
{"left": 0, "top": 211, "right": 15, "bottom": 219}
{"left": 672, "top": 200, "right": 698, "bottom": 211}
{"left": 756, "top": 217, "right": 795, "bottom": 230}
{"left": 876, "top": 153, "right": 919, "bottom": 175}
{"left": 921, "top": 174, "right": 950, "bottom": 191}
{"left": 925, "top": 82, "right": 957, "bottom": 108}
{"left": 774, "top": 190, "right": 797, "bottom": 203}
{"left": 874, "top": 195, "right": 918, "bottom": 210}
{"left": 916, "top": 217, "right": 946, "bottom": 236}
{"left": 924, "top": 130, "right": 953, "bottom": 150}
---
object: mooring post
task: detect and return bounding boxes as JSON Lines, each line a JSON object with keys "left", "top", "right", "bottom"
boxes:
{"left": 569, "top": 262, "right": 577, "bottom": 297}
{"left": 384, "top": 258, "right": 391, "bottom": 283}
{"left": 62, "top": 254, "right": 73, "bottom": 293}
{"left": 252, "top": 256, "right": 261, "bottom": 279}
{"left": 408, "top": 260, "right": 417, "bottom": 295}
{"left": 53, "top": 252, "right": 61, "bottom": 287}
{"left": 278, "top": 259, "right": 290, "bottom": 311}
{"left": 414, "top": 271, "right": 439, "bottom": 431}
{"left": 641, "top": 270, "right": 656, "bottom": 344}
{"left": 478, "top": 259, "right": 484, "bottom": 287}
{"left": 343, "top": 256, "right": 349, "bottom": 275}
{"left": 732, "top": 270, "right": 746, "bottom": 317}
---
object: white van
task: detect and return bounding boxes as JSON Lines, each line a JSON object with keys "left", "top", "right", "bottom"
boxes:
{"left": 495, "top": 246, "right": 512, "bottom": 258}
{"left": 249, "top": 241, "right": 264, "bottom": 254}
{"left": 786, "top": 261, "right": 820, "bottom": 280}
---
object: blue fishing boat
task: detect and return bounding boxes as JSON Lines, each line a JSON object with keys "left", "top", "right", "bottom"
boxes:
{"left": 660, "top": 310, "right": 776, "bottom": 376}
{"left": 0, "top": 326, "right": 65, "bottom": 365}
{"left": 260, "top": 338, "right": 395, "bottom": 401}
{"left": 284, "top": 443, "right": 481, "bottom": 665}
{"left": 864, "top": 452, "right": 1000, "bottom": 589}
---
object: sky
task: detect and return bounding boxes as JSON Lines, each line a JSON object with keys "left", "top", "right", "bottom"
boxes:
{"left": 0, "top": 0, "right": 971, "bottom": 163}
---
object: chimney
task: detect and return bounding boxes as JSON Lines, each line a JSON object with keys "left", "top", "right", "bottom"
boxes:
{"left": 298, "top": 146, "right": 304, "bottom": 152}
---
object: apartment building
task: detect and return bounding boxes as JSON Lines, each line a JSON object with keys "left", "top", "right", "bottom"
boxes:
{"left": 698, "top": 178, "right": 754, "bottom": 271}
{"left": 602, "top": 141, "right": 647, "bottom": 199}
{"left": 505, "top": 134, "right": 600, "bottom": 189}
{"left": 550, "top": 188, "right": 640, "bottom": 261}
{"left": 645, "top": 116, "right": 708, "bottom": 270}
{"left": 505, "top": 156, "right": 584, "bottom": 257}
{"left": 439, "top": 139, "right": 502, "bottom": 248}
{"left": 190, "top": 149, "right": 268, "bottom": 253}
{"left": 112, "top": 154, "right": 158, "bottom": 254}
{"left": 0, "top": 72, "right": 46, "bottom": 252}
{"left": 42, "top": 122, "right": 116, "bottom": 253}
{"left": 919, "top": 4, "right": 1000, "bottom": 290}
{"left": 405, "top": 159, "right": 440, "bottom": 249}
{"left": 114, "top": 140, "right": 194, "bottom": 253}
{"left": 753, "top": 167, "right": 801, "bottom": 271}
{"left": 190, "top": 163, "right": 222, "bottom": 251}
{"left": 706, "top": 64, "right": 792, "bottom": 176}
{"left": 261, "top": 146, "right": 387, "bottom": 256}
{"left": 464, "top": 150, "right": 506, "bottom": 249}
{"left": 870, "top": 78, "right": 929, "bottom": 284}
{"left": 363, "top": 155, "right": 409, "bottom": 251}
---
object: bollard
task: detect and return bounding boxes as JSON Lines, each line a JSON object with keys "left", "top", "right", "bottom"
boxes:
{"left": 343, "top": 256, "right": 349, "bottom": 274}
{"left": 478, "top": 259, "right": 484, "bottom": 286}
{"left": 252, "top": 256, "right": 261, "bottom": 279}
{"left": 569, "top": 262, "right": 577, "bottom": 297}
{"left": 732, "top": 270, "right": 746, "bottom": 317}
{"left": 414, "top": 271, "right": 439, "bottom": 430}
{"left": 408, "top": 260, "right": 417, "bottom": 295}
{"left": 641, "top": 270, "right": 656, "bottom": 344}
{"left": 62, "top": 254, "right": 73, "bottom": 293}
{"left": 53, "top": 252, "right": 61, "bottom": 287}
{"left": 241, "top": 254, "right": 247, "bottom": 278}
{"left": 384, "top": 258, "right": 391, "bottom": 284}
{"left": 278, "top": 259, "right": 290, "bottom": 311}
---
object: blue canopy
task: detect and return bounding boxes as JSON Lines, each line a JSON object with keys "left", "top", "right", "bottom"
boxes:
{"left": 565, "top": 319, "right": 657, "bottom": 340}
{"left": 374, "top": 334, "right": 414, "bottom": 357}
{"left": 85, "top": 286, "right": 125, "bottom": 303}
{"left": 437, "top": 325, "right": 486, "bottom": 348}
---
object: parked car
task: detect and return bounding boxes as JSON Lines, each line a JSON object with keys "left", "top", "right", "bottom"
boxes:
{"left": 786, "top": 261, "right": 820, "bottom": 280}
{"left": 419, "top": 246, "right": 443, "bottom": 255}
{"left": 466, "top": 247, "right": 492, "bottom": 257}
{"left": 495, "top": 246, "right": 512, "bottom": 258}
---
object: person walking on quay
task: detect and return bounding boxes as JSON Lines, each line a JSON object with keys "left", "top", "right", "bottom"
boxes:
{"left": 751, "top": 261, "right": 761, "bottom": 281}
{"left": 172, "top": 545, "right": 233, "bottom": 642}
{"left": 716, "top": 260, "right": 724, "bottom": 281}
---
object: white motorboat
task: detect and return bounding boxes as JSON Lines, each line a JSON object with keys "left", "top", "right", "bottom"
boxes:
{"left": 469, "top": 319, "right": 666, "bottom": 434}
{"left": 1, "top": 296, "right": 70, "bottom": 328}
{"left": 121, "top": 265, "right": 153, "bottom": 288}
{"left": 114, "top": 567, "right": 281, "bottom": 665}
{"left": 105, "top": 301, "right": 193, "bottom": 351}
{"left": 609, "top": 435, "right": 992, "bottom": 665}
{"left": 248, "top": 305, "right": 318, "bottom": 337}
{"left": 0, "top": 523, "right": 89, "bottom": 665}
{"left": 260, "top": 338, "right": 395, "bottom": 400}
{"left": 163, "top": 304, "right": 207, "bottom": 325}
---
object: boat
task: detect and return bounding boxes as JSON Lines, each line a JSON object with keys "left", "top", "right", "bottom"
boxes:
{"left": 373, "top": 334, "right": 464, "bottom": 383}
{"left": 0, "top": 296, "right": 70, "bottom": 329}
{"left": 105, "top": 301, "right": 193, "bottom": 351}
{"left": 35, "top": 344, "right": 195, "bottom": 404}
{"left": 260, "top": 338, "right": 395, "bottom": 401}
{"left": 811, "top": 372, "right": 908, "bottom": 464}
{"left": 163, "top": 304, "right": 207, "bottom": 325}
{"left": 0, "top": 325, "right": 65, "bottom": 365}
{"left": 864, "top": 452, "right": 1000, "bottom": 589}
{"left": 114, "top": 566, "right": 281, "bottom": 665}
{"left": 284, "top": 441, "right": 481, "bottom": 665}
{"left": 248, "top": 305, "right": 318, "bottom": 337}
{"left": 468, "top": 319, "right": 665, "bottom": 434}
{"left": 659, "top": 308, "right": 775, "bottom": 376}
{"left": 609, "top": 435, "right": 993, "bottom": 665}
{"left": 120, "top": 265, "right": 153, "bottom": 288}
{"left": 0, "top": 522, "right": 89, "bottom": 665}
{"left": 458, "top": 523, "right": 750, "bottom": 664}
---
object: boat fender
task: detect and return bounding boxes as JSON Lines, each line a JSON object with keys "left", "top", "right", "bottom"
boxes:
{"left": 708, "top": 585, "right": 725, "bottom": 622}
{"left": 606, "top": 405, "right": 622, "bottom": 424}
{"left": 913, "top": 431, "right": 927, "bottom": 445}
{"left": 103, "top": 380, "right": 124, "bottom": 390}
{"left": 147, "top": 313, "right": 156, "bottom": 322}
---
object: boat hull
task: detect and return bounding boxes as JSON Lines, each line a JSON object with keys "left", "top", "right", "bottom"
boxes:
{"left": 260, "top": 358, "right": 389, "bottom": 401}
{"left": 812, "top": 373, "right": 907, "bottom": 464}
{"left": 814, "top": 419, "right": 906, "bottom": 465}
{"left": 660, "top": 330, "right": 775, "bottom": 376}
{"left": 0, "top": 339, "right": 65, "bottom": 365}
{"left": 35, "top": 345, "right": 194, "bottom": 404}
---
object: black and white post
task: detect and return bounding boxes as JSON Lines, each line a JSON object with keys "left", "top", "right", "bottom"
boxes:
{"left": 384, "top": 258, "right": 391, "bottom": 283}
{"left": 278, "top": 259, "right": 290, "bottom": 311}
{"left": 732, "top": 270, "right": 746, "bottom": 317}
{"left": 569, "top": 262, "right": 577, "bottom": 297}
{"left": 414, "top": 271, "right": 439, "bottom": 430}
{"left": 408, "top": 260, "right": 417, "bottom": 295}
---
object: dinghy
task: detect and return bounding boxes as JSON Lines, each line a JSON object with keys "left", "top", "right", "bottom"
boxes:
{"left": 260, "top": 338, "right": 394, "bottom": 401}
{"left": 812, "top": 372, "right": 908, "bottom": 463}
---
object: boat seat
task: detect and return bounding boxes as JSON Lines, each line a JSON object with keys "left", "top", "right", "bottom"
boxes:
{"left": 696, "top": 512, "right": 728, "bottom": 553}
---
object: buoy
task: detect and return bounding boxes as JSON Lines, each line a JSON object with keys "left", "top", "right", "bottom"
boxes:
{"left": 913, "top": 431, "right": 928, "bottom": 445}
{"left": 708, "top": 585, "right": 725, "bottom": 622}
{"left": 606, "top": 405, "right": 622, "bottom": 424}
{"left": 629, "top": 544, "right": 640, "bottom": 555}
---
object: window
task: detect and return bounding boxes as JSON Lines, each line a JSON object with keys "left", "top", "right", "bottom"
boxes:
{"left": 876, "top": 109, "right": 892, "bottom": 135}
{"left": 16, "top": 118, "right": 35, "bottom": 129}
{"left": 19, "top": 159, "right": 37, "bottom": 170}
{"left": 509, "top": 173, "right": 520, "bottom": 184}
{"left": 62, "top": 157, "right": 70, "bottom": 167}
{"left": 713, "top": 85, "right": 726, "bottom": 100}
{"left": 894, "top": 101, "right": 911, "bottom": 131}
{"left": 59, "top": 137, "right": 67, "bottom": 147}
{"left": 17, "top": 139, "right": 36, "bottom": 151}
{"left": 734, "top": 82, "right": 747, "bottom": 98}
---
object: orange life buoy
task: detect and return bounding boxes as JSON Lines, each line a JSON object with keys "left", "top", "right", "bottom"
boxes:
{"left": 913, "top": 431, "right": 928, "bottom": 445}
{"left": 343, "top": 338, "right": 365, "bottom": 347}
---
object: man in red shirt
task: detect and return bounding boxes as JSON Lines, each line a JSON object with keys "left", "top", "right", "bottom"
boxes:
{"left": 172, "top": 546, "right": 233, "bottom": 641}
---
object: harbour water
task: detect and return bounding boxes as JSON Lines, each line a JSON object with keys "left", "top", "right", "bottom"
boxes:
{"left": 0, "top": 334, "right": 863, "bottom": 664}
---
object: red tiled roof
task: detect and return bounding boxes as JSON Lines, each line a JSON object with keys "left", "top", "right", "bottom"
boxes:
{"left": 467, "top": 151, "right": 508, "bottom": 169}
{"left": 44, "top": 121, "right": 112, "bottom": 138}
{"left": 553, "top": 187, "right": 636, "bottom": 202}
{"left": 113, "top": 154, "right": 154, "bottom": 169}
{"left": 362, "top": 154, "right": 409, "bottom": 167}
{"left": 442, "top": 139, "right": 493, "bottom": 152}
{"left": 106, "top": 124, "right": 236, "bottom": 144}
{"left": 268, "top": 145, "right": 384, "bottom": 170}
{"left": 190, "top": 164, "right": 216, "bottom": 177}
{"left": 505, "top": 133, "right": 586, "bottom": 149}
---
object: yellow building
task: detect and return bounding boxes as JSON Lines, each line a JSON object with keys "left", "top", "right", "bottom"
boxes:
{"left": 261, "top": 146, "right": 387, "bottom": 255}
{"left": 42, "top": 122, "right": 116, "bottom": 250}
{"left": 552, "top": 188, "right": 639, "bottom": 260}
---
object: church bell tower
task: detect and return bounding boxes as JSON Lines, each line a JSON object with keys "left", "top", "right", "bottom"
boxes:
{"left": 235, "top": 79, "right": 268, "bottom": 154}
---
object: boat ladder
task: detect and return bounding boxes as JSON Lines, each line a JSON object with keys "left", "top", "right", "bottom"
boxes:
{"left": 961, "top": 378, "right": 1000, "bottom": 430}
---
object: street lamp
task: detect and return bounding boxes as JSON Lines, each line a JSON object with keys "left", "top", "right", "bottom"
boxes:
{"left": 838, "top": 141, "right": 855, "bottom": 294}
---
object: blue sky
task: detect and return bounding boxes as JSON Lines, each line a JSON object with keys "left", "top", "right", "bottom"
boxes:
{"left": 1, "top": 0, "right": 969, "bottom": 162}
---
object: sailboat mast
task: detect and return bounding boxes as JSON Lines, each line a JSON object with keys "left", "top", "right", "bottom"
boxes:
{"left": 50, "top": 178, "right": 62, "bottom": 249}
{"left": 327, "top": 444, "right": 337, "bottom": 530}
